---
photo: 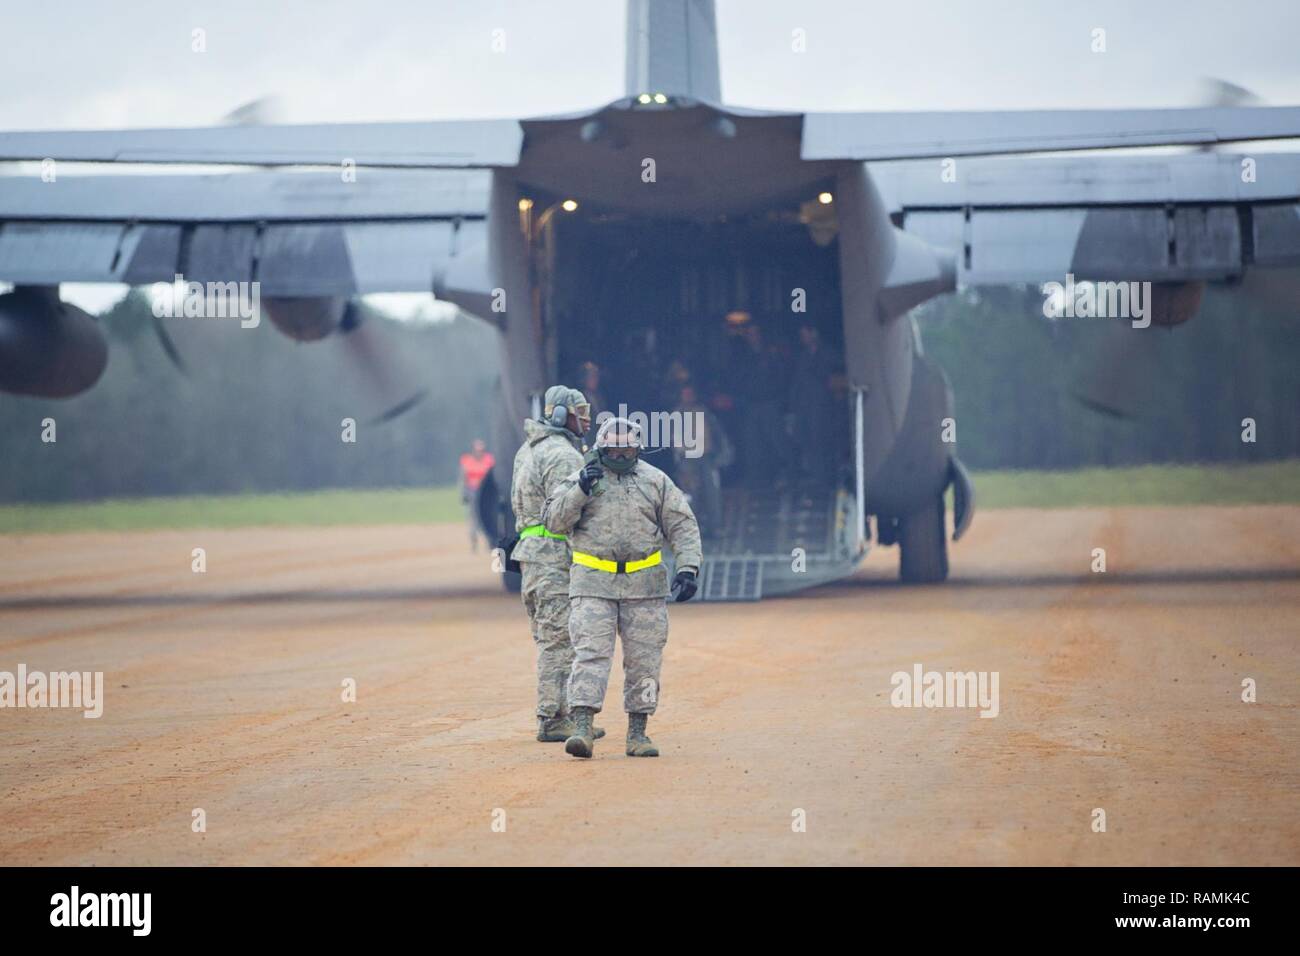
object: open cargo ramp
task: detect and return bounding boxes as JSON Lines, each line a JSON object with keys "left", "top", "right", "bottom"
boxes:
{"left": 691, "top": 484, "right": 864, "bottom": 602}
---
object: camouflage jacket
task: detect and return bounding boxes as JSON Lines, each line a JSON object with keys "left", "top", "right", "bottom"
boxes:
{"left": 510, "top": 419, "right": 583, "bottom": 567}
{"left": 542, "top": 459, "right": 703, "bottom": 599}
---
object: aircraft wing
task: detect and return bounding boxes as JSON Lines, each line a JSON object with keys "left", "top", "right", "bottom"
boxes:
{"left": 803, "top": 106, "right": 1300, "bottom": 162}
{"left": 0, "top": 169, "right": 490, "bottom": 294}
{"left": 0, "top": 118, "right": 522, "bottom": 168}
{"left": 876, "top": 152, "right": 1300, "bottom": 284}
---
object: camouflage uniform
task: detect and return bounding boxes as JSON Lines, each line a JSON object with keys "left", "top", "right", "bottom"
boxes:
{"left": 510, "top": 417, "right": 583, "bottom": 718}
{"left": 542, "top": 459, "right": 702, "bottom": 716}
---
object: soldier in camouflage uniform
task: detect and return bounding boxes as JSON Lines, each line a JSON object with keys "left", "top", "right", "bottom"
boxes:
{"left": 542, "top": 417, "right": 702, "bottom": 758}
{"left": 510, "top": 385, "right": 605, "bottom": 743}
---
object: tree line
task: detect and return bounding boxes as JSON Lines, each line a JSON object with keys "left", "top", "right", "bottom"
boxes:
{"left": 0, "top": 292, "right": 500, "bottom": 502}
{"left": 919, "top": 284, "right": 1299, "bottom": 470}
{"left": 1, "top": 281, "right": 1295, "bottom": 503}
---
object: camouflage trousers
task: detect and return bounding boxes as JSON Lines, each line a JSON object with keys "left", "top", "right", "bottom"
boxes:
{"left": 520, "top": 561, "right": 574, "bottom": 718}
{"left": 567, "top": 596, "right": 669, "bottom": 715}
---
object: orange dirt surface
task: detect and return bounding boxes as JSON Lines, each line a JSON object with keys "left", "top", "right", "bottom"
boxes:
{"left": 1, "top": 505, "right": 1297, "bottom": 865}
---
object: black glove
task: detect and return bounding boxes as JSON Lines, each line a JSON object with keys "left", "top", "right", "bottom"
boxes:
{"left": 578, "top": 460, "right": 604, "bottom": 495}
{"left": 670, "top": 569, "right": 698, "bottom": 603}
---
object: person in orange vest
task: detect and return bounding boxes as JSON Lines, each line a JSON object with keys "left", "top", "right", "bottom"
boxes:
{"left": 459, "top": 439, "right": 495, "bottom": 552}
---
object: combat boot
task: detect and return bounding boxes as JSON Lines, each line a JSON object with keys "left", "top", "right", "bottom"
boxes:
{"left": 537, "top": 714, "right": 605, "bottom": 742}
{"left": 537, "top": 715, "right": 570, "bottom": 742}
{"left": 564, "top": 706, "right": 597, "bottom": 758}
{"left": 625, "top": 713, "right": 659, "bottom": 757}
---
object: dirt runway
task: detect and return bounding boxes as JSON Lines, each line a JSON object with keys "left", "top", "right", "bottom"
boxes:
{"left": 1, "top": 505, "right": 1297, "bottom": 865}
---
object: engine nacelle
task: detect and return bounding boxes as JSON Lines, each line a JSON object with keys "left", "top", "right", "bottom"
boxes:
{"left": 0, "top": 286, "right": 108, "bottom": 398}
{"left": 1148, "top": 280, "right": 1204, "bottom": 327}
{"left": 261, "top": 296, "right": 348, "bottom": 341}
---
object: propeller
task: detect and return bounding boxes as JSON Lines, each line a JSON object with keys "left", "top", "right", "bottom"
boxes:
{"left": 1067, "top": 315, "right": 1170, "bottom": 419}
{"left": 142, "top": 95, "right": 430, "bottom": 424}
{"left": 1195, "top": 77, "right": 1262, "bottom": 112}
{"left": 220, "top": 95, "right": 286, "bottom": 127}
{"left": 337, "top": 302, "right": 431, "bottom": 425}
{"left": 148, "top": 310, "right": 189, "bottom": 377}
{"left": 142, "top": 98, "right": 288, "bottom": 373}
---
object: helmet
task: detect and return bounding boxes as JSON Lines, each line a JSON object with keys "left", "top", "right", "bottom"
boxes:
{"left": 594, "top": 416, "right": 642, "bottom": 473}
{"left": 542, "top": 385, "right": 590, "bottom": 433}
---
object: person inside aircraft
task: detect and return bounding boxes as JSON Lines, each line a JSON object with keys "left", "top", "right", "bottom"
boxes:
{"left": 672, "top": 383, "right": 732, "bottom": 531}
{"left": 661, "top": 358, "right": 693, "bottom": 412}
{"left": 729, "top": 322, "right": 788, "bottom": 480}
{"left": 788, "top": 324, "right": 839, "bottom": 478}
{"left": 576, "top": 360, "right": 607, "bottom": 438}
{"left": 712, "top": 323, "right": 780, "bottom": 486}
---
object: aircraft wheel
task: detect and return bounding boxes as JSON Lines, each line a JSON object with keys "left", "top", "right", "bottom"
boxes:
{"left": 898, "top": 495, "right": 948, "bottom": 583}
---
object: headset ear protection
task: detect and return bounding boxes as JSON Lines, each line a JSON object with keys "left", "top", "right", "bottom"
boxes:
{"left": 549, "top": 403, "right": 569, "bottom": 428}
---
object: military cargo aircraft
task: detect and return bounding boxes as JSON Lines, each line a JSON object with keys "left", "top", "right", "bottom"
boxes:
{"left": 1, "top": 0, "right": 1298, "bottom": 598}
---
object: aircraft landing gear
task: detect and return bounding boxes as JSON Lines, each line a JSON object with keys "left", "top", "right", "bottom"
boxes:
{"left": 897, "top": 495, "right": 948, "bottom": 584}
{"left": 475, "top": 469, "right": 522, "bottom": 594}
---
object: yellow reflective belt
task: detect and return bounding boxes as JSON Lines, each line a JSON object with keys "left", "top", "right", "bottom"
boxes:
{"left": 519, "top": 524, "right": 566, "bottom": 540}
{"left": 572, "top": 550, "right": 662, "bottom": 574}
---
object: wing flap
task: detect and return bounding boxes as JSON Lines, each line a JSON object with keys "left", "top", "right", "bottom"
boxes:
{"left": 886, "top": 152, "right": 1300, "bottom": 285}
{"left": 903, "top": 204, "right": 1300, "bottom": 285}
{"left": 0, "top": 218, "right": 484, "bottom": 294}
{"left": 0, "top": 221, "right": 132, "bottom": 284}
{"left": 0, "top": 167, "right": 491, "bottom": 294}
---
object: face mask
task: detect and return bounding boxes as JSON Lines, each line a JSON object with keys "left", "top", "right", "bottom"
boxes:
{"left": 598, "top": 448, "right": 638, "bottom": 474}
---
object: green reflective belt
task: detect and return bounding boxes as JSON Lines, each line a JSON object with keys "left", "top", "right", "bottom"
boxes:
{"left": 519, "top": 524, "right": 566, "bottom": 541}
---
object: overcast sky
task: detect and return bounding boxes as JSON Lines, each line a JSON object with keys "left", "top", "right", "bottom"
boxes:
{"left": 4, "top": 0, "right": 1300, "bottom": 130}
{"left": 6, "top": 0, "right": 1298, "bottom": 316}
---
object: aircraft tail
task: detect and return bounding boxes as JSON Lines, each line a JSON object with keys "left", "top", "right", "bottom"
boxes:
{"left": 624, "top": 0, "right": 721, "bottom": 103}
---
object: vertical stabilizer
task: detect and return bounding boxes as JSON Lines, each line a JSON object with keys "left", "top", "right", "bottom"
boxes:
{"left": 625, "top": 0, "right": 722, "bottom": 102}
